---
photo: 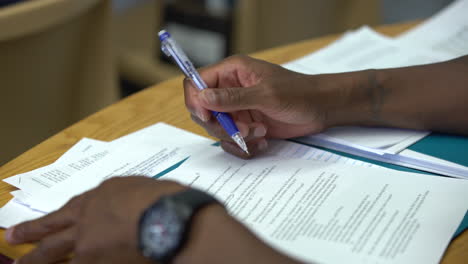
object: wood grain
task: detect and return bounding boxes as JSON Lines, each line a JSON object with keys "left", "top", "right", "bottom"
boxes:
{"left": 0, "top": 21, "right": 466, "bottom": 262}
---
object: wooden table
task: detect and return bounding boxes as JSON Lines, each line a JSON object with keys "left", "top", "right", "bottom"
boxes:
{"left": 1, "top": 22, "right": 467, "bottom": 262}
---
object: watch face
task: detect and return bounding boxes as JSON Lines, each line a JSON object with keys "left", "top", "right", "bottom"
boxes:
{"left": 140, "top": 201, "right": 185, "bottom": 259}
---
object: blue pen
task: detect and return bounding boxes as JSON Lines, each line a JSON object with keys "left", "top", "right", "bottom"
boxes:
{"left": 158, "top": 30, "right": 249, "bottom": 154}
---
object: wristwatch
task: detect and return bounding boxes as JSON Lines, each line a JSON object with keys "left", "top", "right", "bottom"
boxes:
{"left": 138, "top": 188, "right": 220, "bottom": 264}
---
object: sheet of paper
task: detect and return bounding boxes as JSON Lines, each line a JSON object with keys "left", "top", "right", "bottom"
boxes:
{"left": 0, "top": 201, "right": 44, "bottom": 229}
{"left": 0, "top": 136, "right": 379, "bottom": 227}
{"left": 21, "top": 142, "right": 197, "bottom": 213}
{"left": 112, "top": 122, "right": 213, "bottom": 145}
{"left": 311, "top": 127, "right": 430, "bottom": 155}
{"left": 399, "top": 149, "right": 468, "bottom": 170}
{"left": 265, "top": 140, "right": 377, "bottom": 168}
{"left": 20, "top": 139, "right": 374, "bottom": 212}
{"left": 3, "top": 123, "right": 214, "bottom": 195}
{"left": 284, "top": 26, "right": 447, "bottom": 75}
{"left": 0, "top": 123, "right": 216, "bottom": 227}
{"left": 294, "top": 136, "right": 468, "bottom": 179}
{"left": 55, "top": 138, "right": 107, "bottom": 163}
{"left": 3, "top": 138, "right": 109, "bottom": 191}
{"left": 3, "top": 142, "right": 113, "bottom": 193}
{"left": 163, "top": 147, "right": 468, "bottom": 264}
{"left": 396, "top": 0, "right": 468, "bottom": 58}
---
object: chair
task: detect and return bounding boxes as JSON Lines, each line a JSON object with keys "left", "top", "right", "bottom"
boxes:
{"left": 0, "top": 0, "right": 119, "bottom": 165}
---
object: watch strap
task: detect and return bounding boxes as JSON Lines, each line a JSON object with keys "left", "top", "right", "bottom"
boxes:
{"left": 171, "top": 188, "right": 220, "bottom": 212}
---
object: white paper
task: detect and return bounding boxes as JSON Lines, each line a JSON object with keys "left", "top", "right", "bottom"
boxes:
{"left": 294, "top": 136, "right": 468, "bottom": 179}
{"left": 0, "top": 201, "right": 44, "bottom": 228}
{"left": 399, "top": 149, "right": 468, "bottom": 171}
{"left": 21, "top": 143, "right": 196, "bottom": 213}
{"left": 284, "top": 26, "right": 447, "bottom": 75}
{"left": 3, "top": 123, "right": 214, "bottom": 195}
{"left": 55, "top": 138, "right": 107, "bottom": 163}
{"left": 266, "top": 140, "right": 377, "bottom": 168}
{"left": 163, "top": 147, "right": 468, "bottom": 264}
{"left": 21, "top": 139, "right": 375, "bottom": 213}
{"left": 0, "top": 123, "right": 217, "bottom": 227}
{"left": 4, "top": 137, "right": 379, "bottom": 227}
{"left": 397, "top": 0, "right": 468, "bottom": 58}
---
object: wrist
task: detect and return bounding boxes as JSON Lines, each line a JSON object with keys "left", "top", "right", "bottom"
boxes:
{"left": 174, "top": 204, "right": 299, "bottom": 264}
{"left": 316, "top": 69, "right": 383, "bottom": 128}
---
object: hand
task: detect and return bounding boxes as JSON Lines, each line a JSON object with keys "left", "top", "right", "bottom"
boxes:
{"left": 5, "top": 177, "right": 300, "bottom": 264}
{"left": 184, "top": 55, "right": 354, "bottom": 158}
{"left": 5, "top": 177, "right": 185, "bottom": 264}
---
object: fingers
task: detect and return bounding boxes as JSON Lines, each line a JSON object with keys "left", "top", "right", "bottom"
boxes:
{"left": 221, "top": 138, "right": 269, "bottom": 159}
{"left": 6, "top": 211, "right": 73, "bottom": 245}
{"left": 15, "top": 227, "right": 76, "bottom": 264}
{"left": 185, "top": 84, "right": 264, "bottom": 120}
{"left": 184, "top": 57, "right": 265, "bottom": 121}
{"left": 184, "top": 78, "right": 211, "bottom": 122}
{"left": 198, "top": 86, "right": 263, "bottom": 112}
{"left": 5, "top": 195, "right": 85, "bottom": 245}
{"left": 191, "top": 114, "right": 266, "bottom": 142}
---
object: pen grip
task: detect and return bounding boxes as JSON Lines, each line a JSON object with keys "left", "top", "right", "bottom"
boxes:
{"left": 212, "top": 111, "right": 239, "bottom": 137}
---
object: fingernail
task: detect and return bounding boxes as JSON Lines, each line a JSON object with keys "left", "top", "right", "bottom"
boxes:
{"left": 253, "top": 126, "right": 266, "bottom": 138}
{"left": 5, "top": 227, "right": 15, "bottom": 243}
{"left": 257, "top": 139, "right": 268, "bottom": 151}
{"left": 200, "top": 90, "right": 217, "bottom": 105}
{"left": 197, "top": 110, "right": 209, "bottom": 122}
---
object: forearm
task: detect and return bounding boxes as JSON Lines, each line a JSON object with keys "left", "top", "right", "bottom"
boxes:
{"left": 325, "top": 55, "right": 468, "bottom": 135}
{"left": 175, "top": 205, "right": 302, "bottom": 264}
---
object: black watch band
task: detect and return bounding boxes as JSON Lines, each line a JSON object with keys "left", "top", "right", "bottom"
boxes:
{"left": 171, "top": 188, "right": 219, "bottom": 211}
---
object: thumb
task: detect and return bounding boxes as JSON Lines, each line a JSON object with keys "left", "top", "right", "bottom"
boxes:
{"left": 199, "top": 86, "right": 262, "bottom": 112}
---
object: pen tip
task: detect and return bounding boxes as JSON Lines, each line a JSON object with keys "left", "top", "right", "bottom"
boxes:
{"left": 231, "top": 133, "right": 250, "bottom": 156}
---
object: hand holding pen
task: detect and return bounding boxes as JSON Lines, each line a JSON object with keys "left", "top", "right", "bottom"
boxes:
{"left": 159, "top": 30, "right": 249, "bottom": 154}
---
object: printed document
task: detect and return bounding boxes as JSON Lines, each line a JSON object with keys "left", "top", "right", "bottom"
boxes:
{"left": 164, "top": 148, "right": 468, "bottom": 264}
{"left": 0, "top": 124, "right": 377, "bottom": 227}
{"left": 397, "top": 0, "right": 468, "bottom": 58}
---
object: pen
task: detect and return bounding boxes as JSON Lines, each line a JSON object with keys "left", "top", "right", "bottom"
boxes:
{"left": 158, "top": 30, "right": 249, "bottom": 155}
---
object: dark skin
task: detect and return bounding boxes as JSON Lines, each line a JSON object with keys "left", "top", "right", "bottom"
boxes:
{"left": 5, "top": 55, "right": 468, "bottom": 263}
{"left": 185, "top": 55, "right": 468, "bottom": 157}
{"left": 5, "top": 178, "right": 299, "bottom": 264}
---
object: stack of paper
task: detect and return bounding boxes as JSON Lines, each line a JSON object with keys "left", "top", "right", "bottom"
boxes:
{"left": 283, "top": 0, "right": 468, "bottom": 178}
{"left": 0, "top": 123, "right": 377, "bottom": 227}
{"left": 1, "top": 122, "right": 467, "bottom": 264}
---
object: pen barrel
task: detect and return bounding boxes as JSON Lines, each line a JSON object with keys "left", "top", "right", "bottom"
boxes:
{"left": 212, "top": 111, "right": 239, "bottom": 137}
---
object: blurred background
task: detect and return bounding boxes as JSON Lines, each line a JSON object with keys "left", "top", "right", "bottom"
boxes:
{"left": 0, "top": 0, "right": 454, "bottom": 165}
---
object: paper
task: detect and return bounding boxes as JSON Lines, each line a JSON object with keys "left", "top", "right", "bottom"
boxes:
{"left": 1, "top": 122, "right": 467, "bottom": 264}
{"left": 283, "top": 26, "right": 447, "bottom": 75}
{"left": 294, "top": 136, "right": 468, "bottom": 179}
{"left": 163, "top": 147, "right": 468, "bottom": 264}
{"left": 3, "top": 123, "right": 214, "bottom": 196}
{"left": 20, "top": 140, "right": 378, "bottom": 214}
{"left": 0, "top": 201, "right": 44, "bottom": 229}
{"left": 1, "top": 123, "right": 381, "bottom": 227}
{"left": 0, "top": 123, "right": 216, "bottom": 226}
{"left": 396, "top": 0, "right": 468, "bottom": 58}
{"left": 265, "top": 140, "right": 376, "bottom": 168}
